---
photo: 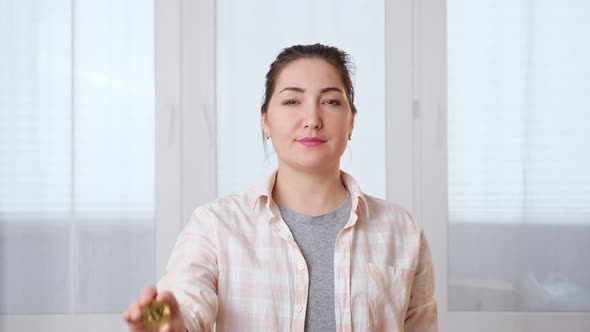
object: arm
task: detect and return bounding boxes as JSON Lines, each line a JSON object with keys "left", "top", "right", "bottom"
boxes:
{"left": 404, "top": 229, "right": 438, "bottom": 332}
{"left": 157, "top": 207, "right": 219, "bottom": 332}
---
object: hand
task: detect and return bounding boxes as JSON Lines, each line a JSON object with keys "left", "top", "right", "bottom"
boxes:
{"left": 123, "top": 285, "right": 187, "bottom": 332}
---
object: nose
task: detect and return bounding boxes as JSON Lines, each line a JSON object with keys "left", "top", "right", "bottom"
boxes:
{"left": 304, "top": 102, "right": 322, "bottom": 129}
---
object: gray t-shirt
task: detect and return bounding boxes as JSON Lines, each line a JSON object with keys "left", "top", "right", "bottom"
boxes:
{"left": 278, "top": 192, "right": 351, "bottom": 332}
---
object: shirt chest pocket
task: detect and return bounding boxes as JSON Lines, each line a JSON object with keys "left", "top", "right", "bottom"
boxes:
{"left": 366, "top": 262, "right": 416, "bottom": 331}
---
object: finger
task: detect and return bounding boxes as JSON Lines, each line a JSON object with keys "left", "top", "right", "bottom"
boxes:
{"left": 126, "top": 319, "right": 146, "bottom": 332}
{"left": 156, "top": 290, "right": 180, "bottom": 312}
{"left": 124, "top": 299, "right": 149, "bottom": 331}
{"left": 129, "top": 299, "right": 142, "bottom": 322}
{"left": 122, "top": 309, "right": 130, "bottom": 321}
{"left": 139, "top": 285, "right": 157, "bottom": 306}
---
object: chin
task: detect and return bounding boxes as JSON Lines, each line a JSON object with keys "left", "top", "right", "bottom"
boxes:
{"left": 292, "top": 159, "right": 340, "bottom": 172}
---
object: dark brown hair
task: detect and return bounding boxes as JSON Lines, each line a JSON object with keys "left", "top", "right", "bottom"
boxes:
{"left": 261, "top": 43, "right": 357, "bottom": 115}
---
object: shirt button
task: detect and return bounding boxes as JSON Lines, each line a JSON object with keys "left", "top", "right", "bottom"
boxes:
{"left": 297, "top": 263, "right": 305, "bottom": 271}
{"left": 295, "top": 305, "right": 302, "bottom": 312}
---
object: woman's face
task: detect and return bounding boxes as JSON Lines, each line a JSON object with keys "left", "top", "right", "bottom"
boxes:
{"left": 262, "top": 58, "right": 354, "bottom": 173}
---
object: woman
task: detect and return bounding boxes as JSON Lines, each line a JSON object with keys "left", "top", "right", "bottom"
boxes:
{"left": 123, "top": 44, "right": 438, "bottom": 332}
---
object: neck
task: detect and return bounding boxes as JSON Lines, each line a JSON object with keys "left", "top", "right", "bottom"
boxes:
{"left": 272, "top": 164, "right": 348, "bottom": 216}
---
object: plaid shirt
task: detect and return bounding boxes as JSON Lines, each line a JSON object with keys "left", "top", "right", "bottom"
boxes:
{"left": 158, "top": 171, "right": 438, "bottom": 332}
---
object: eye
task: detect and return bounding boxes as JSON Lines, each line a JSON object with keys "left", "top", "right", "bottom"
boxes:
{"left": 324, "top": 99, "right": 341, "bottom": 106}
{"left": 283, "top": 99, "right": 298, "bottom": 105}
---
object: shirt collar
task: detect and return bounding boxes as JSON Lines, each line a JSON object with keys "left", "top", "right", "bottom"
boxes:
{"left": 247, "top": 169, "right": 368, "bottom": 218}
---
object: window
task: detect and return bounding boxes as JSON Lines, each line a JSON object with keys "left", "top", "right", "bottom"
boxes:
{"left": 447, "top": 0, "right": 590, "bottom": 312}
{"left": 0, "top": 0, "right": 155, "bottom": 314}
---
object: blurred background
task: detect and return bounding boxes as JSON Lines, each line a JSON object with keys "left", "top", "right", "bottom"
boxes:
{"left": 1, "top": 0, "right": 589, "bottom": 331}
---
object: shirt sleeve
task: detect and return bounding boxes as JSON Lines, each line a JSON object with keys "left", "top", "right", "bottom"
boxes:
{"left": 157, "top": 207, "right": 219, "bottom": 332}
{"left": 404, "top": 229, "right": 439, "bottom": 332}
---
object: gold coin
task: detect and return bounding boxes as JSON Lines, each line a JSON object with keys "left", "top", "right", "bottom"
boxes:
{"left": 141, "top": 301, "right": 171, "bottom": 329}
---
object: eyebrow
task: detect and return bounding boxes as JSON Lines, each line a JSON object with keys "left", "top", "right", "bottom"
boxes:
{"left": 279, "top": 87, "right": 344, "bottom": 94}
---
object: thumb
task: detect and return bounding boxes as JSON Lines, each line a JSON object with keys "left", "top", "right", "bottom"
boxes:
{"left": 155, "top": 290, "right": 180, "bottom": 314}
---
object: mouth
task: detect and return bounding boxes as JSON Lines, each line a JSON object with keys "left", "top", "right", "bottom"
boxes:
{"left": 296, "top": 136, "right": 327, "bottom": 147}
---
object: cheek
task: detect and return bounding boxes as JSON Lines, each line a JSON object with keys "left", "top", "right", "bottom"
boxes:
{"left": 327, "top": 118, "right": 353, "bottom": 135}
{"left": 269, "top": 116, "right": 298, "bottom": 136}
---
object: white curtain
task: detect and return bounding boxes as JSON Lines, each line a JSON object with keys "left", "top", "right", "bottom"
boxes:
{"left": 216, "top": 0, "right": 386, "bottom": 198}
{"left": 0, "top": 0, "right": 155, "bottom": 314}
{"left": 448, "top": 0, "right": 590, "bottom": 311}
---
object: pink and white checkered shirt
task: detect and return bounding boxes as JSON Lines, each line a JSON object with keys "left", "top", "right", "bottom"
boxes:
{"left": 158, "top": 171, "right": 438, "bottom": 332}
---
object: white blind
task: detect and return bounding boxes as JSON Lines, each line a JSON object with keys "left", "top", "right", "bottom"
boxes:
{"left": 0, "top": 0, "right": 155, "bottom": 314}
{"left": 448, "top": 0, "right": 590, "bottom": 225}
{"left": 0, "top": 0, "right": 72, "bottom": 218}
{"left": 448, "top": 0, "right": 590, "bottom": 312}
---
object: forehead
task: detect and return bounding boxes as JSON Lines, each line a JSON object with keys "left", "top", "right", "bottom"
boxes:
{"left": 275, "top": 58, "right": 345, "bottom": 91}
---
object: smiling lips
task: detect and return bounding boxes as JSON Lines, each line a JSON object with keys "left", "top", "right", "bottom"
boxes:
{"left": 296, "top": 136, "right": 326, "bottom": 147}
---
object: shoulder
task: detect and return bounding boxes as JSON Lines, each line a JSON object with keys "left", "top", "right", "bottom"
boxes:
{"left": 186, "top": 173, "right": 274, "bottom": 231}
{"left": 191, "top": 192, "right": 252, "bottom": 221}
{"left": 358, "top": 194, "right": 430, "bottom": 269}
{"left": 361, "top": 193, "right": 416, "bottom": 224}
{"left": 359, "top": 193, "right": 422, "bottom": 234}
{"left": 191, "top": 171, "right": 274, "bottom": 218}
{"left": 342, "top": 171, "right": 417, "bottom": 228}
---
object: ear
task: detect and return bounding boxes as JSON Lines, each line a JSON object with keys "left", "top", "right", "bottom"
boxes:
{"left": 349, "top": 113, "right": 355, "bottom": 136}
{"left": 261, "top": 111, "right": 270, "bottom": 137}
